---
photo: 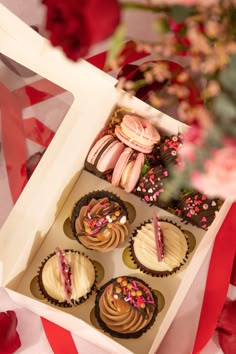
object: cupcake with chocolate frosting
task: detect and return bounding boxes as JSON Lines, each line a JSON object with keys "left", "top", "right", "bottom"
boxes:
{"left": 130, "top": 215, "right": 189, "bottom": 277}
{"left": 38, "top": 248, "right": 96, "bottom": 307}
{"left": 71, "top": 190, "right": 129, "bottom": 252}
{"left": 95, "top": 276, "right": 158, "bottom": 338}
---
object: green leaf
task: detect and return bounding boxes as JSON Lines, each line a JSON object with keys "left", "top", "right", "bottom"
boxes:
{"left": 141, "top": 164, "right": 150, "bottom": 176}
{"left": 141, "top": 158, "right": 150, "bottom": 176}
{"left": 105, "top": 24, "right": 126, "bottom": 69}
{"left": 170, "top": 5, "right": 193, "bottom": 24}
{"left": 205, "top": 127, "right": 223, "bottom": 148}
{"left": 212, "top": 92, "right": 236, "bottom": 120}
{"left": 153, "top": 18, "right": 170, "bottom": 34}
{"left": 219, "top": 54, "right": 236, "bottom": 95}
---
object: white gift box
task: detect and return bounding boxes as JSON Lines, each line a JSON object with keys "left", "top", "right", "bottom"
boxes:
{"left": 0, "top": 5, "right": 232, "bottom": 354}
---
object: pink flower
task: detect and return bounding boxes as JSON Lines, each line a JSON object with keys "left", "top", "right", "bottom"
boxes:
{"left": 0, "top": 311, "right": 21, "bottom": 354}
{"left": 179, "top": 124, "right": 203, "bottom": 162}
{"left": 191, "top": 145, "right": 236, "bottom": 200}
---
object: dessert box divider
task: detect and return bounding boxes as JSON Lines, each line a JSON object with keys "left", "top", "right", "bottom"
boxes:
{"left": 0, "top": 5, "right": 232, "bottom": 354}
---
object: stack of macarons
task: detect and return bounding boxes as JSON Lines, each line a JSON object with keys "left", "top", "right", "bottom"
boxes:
{"left": 85, "top": 114, "right": 161, "bottom": 193}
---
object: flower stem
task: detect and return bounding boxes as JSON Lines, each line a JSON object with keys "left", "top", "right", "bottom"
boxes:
{"left": 120, "top": 2, "right": 168, "bottom": 13}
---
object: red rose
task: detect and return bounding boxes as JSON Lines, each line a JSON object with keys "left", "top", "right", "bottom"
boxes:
{"left": 42, "top": 0, "right": 121, "bottom": 61}
{"left": 0, "top": 311, "right": 21, "bottom": 354}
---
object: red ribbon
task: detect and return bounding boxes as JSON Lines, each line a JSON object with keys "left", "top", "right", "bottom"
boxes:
{"left": 41, "top": 318, "right": 78, "bottom": 354}
{"left": 192, "top": 203, "right": 236, "bottom": 353}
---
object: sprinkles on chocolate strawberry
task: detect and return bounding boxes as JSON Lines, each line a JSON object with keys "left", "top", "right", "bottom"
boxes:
{"left": 176, "top": 192, "right": 219, "bottom": 229}
{"left": 135, "top": 165, "right": 170, "bottom": 208}
{"left": 159, "top": 134, "right": 182, "bottom": 167}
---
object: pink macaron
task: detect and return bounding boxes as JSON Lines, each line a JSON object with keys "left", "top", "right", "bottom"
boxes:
{"left": 112, "top": 147, "right": 145, "bottom": 193}
{"left": 85, "top": 134, "right": 125, "bottom": 174}
{"left": 115, "top": 114, "right": 160, "bottom": 153}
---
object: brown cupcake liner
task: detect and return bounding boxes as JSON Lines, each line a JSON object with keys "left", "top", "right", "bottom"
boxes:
{"left": 129, "top": 219, "right": 190, "bottom": 277}
{"left": 37, "top": 249, "right": 97, "bottom": 308}
{"left": 94, "top": 276, "right": 158, "bottom": 339}
{"left": 70, "top": 190, "right": 129, "bottom": 250}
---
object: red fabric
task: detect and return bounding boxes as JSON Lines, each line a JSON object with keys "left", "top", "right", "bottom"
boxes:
{"left": 41, "top": 318, "right": 78, "bottom": 354}
{"left": 13, "top": 78, "right": 66, "bottom": 108}
{"left": 0, "top": 83, "right": 57, "bottom": 202}
{"left": 0, "top": 82, "right": 28, "bottom": 203}
{"left": 23, "top": 118, "right": 55, "bottom": 147}
{"left": 192, "top": 203, "right": 236, "bottom": 353}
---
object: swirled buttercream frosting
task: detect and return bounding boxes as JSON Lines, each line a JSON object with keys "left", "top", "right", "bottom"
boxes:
{"left": 131, "top": 221, "right": 189, "bottom": 276}
{"left": 95, "top": 276, "right": 157, "bottom": 338}
{"left": 38, "top": 249, "right": 96, "bottom": 306}
{"left": 71, "top": 191, "right": 129, "bottom": 252}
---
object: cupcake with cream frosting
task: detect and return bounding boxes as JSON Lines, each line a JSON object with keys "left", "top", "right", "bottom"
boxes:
{"left": 38, "top": 248, "right": 96, "bottom": 307}
{"left": 71, "top": 190, "right": 129, "bottom": 252}
{"left": 130, "top": 216, "right": 189, "bottom": 277}
{"left": 95, "top": 275, "right": 158, "bottom": 338}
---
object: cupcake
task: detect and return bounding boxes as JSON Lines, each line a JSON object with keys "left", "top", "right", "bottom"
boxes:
{"left": 38, "top": 248, "right": 96, "bottom": 307}
{"left": 130, "top": 217, "right": 189, "bottom": 277}
{"left": 159, "top": 134, "right": 182, "bottom": 167}
{"left": 95, "top": 276, "right": 158, "bottom": 338}
{"left": 175, "top": 191, "right": 219, "bottom": 229}
{"left": 71, "top": 191, "right": 129, "bottom": 252}
{"left": 135, "top": 165, "right": 170, "bottom": 208}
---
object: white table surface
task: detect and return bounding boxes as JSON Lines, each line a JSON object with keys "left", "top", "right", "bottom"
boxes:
{"left": 0, "top": 1, "right": 235, "bottom": 353}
